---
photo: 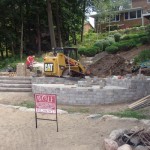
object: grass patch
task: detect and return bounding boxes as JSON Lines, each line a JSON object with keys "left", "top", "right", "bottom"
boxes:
{"left": 109, "top": 109, "right": 149, "bottom": 119}
{"left": 20, "top": 101, "right": 35, "bottom": 108}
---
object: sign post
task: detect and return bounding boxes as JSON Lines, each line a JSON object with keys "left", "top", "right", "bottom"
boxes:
{"left": 34, "top": 94, "right": 58, "bottom": 132}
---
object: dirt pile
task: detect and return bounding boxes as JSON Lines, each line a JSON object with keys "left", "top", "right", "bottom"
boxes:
{"left": 89, "top": 53, "right": 132, "bottom": 77}
{"left": 141, "top": 68, "right": 150, "bottom": 76}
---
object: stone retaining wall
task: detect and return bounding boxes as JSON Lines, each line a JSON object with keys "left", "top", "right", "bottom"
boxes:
{"left": 32, "top": 77, "right": 150, "bottom": 105}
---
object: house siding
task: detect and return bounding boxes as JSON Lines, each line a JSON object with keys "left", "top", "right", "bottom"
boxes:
{"left": 95, "top": 0, "right": 150, "bottom": 32}
{"left": 84, "top": 23, "right": 93, "bottom": 33}
{"left": 132, "top": 0, "right": 150, "bottom": 9}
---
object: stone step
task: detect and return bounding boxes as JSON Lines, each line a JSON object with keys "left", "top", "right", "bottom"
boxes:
{"left": 0, "top": 80, "right": 31, "bottom": 84}
{"left": 0, "top": 87, "right": 32, "bottom": 92}
{"left": 0, "top": 76, "right": 32, "bottom": 80}
{"left": 0, "top": 84, "right": 32, "bottom": 88}
{"left": 0, "top": 76, "right": 32, "bottom": 92}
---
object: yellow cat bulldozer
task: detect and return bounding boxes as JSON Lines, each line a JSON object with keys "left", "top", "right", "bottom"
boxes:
{"left": 43, "top": 47, "right": 88, "bottom": 77}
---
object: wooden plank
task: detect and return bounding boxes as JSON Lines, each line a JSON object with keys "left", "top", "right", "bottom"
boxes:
{"left": 131, "top": 102, "right": 150, "bottom": 110}
{"left": 129, "top": 95, "right": 150, "bottom": 107}
{"left": 129, "top": 101, "right": 150, "bottom": 109}
{"left": 0, "top": 72, "right": 16, "bottom": 77}
{"left": 129, "top": 98, "right": 150, "bottom": 108}
{"left": 128, "top": 95, "right": 150, "bottom": 110}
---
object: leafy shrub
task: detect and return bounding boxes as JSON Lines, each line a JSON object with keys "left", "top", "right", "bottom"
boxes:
{"left": 113, "top": 39, "right": 137, "bottom": 51}
{"left": 109, "top": 30, "right": 120, "bottom": 35}
{"left": 78, "top": 46, "right": 98, "bottom": 57}
{"left": 114, "top": 33, "right": 121, "bottom": 42}
{"left": 134, "top": 49, "right": 150, "bottom": 63}
{"left": 85, "top": 46, "right": 98, "bottom": 57}
{"left": 78, "top": 47, "right": 87, "bottom": 55}
{"left": 0, "top": 55, "right": 26, "bottom": 70}
{"left": 106, "top": 36, "right": 115, "bottom": 44}
{"left": 88, "top": 29, "right": 95, "bottom": 33}
{"left": 102, "top": 39, "right": 110, "bottom": 51}
{"left": 106, "top": 24, "right": 119, "bottom": 31}
{"left": 0, "top": 61, "right": 6, "bottom": 70}
{"left": 124, "top": 28, "right": 130, "bottom": 34}
{"left": 94, "top": 41, "right": 103, "bottom": 52}
{"left": 146, "top": 25, "right": 150, "bottom": 36}
{"left": 94, "top": 38, "right": 112, "bottom": 52}
{"left": 122, "top": 34, "right": 139, "bottom": 40}
{"left": 139, "top": 26, "right": 146, "bottom": 31}
{"left": 140, "top": 36, "right": 150, "bottom": 44}
{"left": 131, "top": 27, "right": 139, "bottom": 32}
{"left": 105, "top": 46, "right": 119, "bottom": 54}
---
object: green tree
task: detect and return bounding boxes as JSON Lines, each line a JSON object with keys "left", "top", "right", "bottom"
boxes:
{"left": 0, "top": 0, "right": 90, "bottom": 61}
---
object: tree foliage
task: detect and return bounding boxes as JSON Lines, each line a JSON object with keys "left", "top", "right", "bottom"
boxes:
{"left": 0, "top": 0, "right": 92, "bottom": 60}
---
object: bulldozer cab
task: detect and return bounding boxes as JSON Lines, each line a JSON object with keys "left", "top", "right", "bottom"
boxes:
{"left": 54, "top": 47, "right": 78, "bottom": 60}
{"left": 44, "top": 47, "right": 86, "bottom": 77}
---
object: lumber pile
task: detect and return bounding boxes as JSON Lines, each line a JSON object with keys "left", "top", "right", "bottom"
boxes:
{"left": 0, "top": 72, "right": 16, "bottom": 77}
{"left": 128, "top": 95, "right": 150, "bottom": 110}
{"left": 0, "top": 72, "right": 9, "bottom": 76}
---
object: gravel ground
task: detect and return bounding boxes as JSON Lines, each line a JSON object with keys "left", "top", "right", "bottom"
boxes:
{"left": 0, "top": 105, "right": 149, "bottom": 150}
{"left": 0, "top": 92, "right": 149, "bottom": 150}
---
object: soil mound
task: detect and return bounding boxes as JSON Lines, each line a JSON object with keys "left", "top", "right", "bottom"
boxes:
{"left": 89, "top": 53, "right": 131, "bottom": 77}
{"left": 141, "top": 68, "right": 150, "bottom": 76}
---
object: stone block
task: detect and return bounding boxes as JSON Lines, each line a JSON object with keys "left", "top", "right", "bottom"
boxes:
{"left": 104, "top": 138, "right": 118, "bottom": 150}
{"left": 16, "top": 63, "right": 26, "bottom": 76}
{"left": 134, "top": 145, "right": 149, "bottom": 150}
{"left": 117, "top": 144, "right": 132, "bottom": 150}
{"left": 109, "top": 129, "right": 127, "bottom": 141}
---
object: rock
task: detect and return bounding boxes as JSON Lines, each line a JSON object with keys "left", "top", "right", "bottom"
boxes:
{"left": 117, "top": 144, "right": 132, "bottom": 150}
{"left": 87, "top": 114, "right": 102, "bottom": 119}
{"left": 109, "top": 129, "right": 127, "bottom": 141}
{"left": 134, "top": 145, "right": 149, "bottom": 150}
{"left": 130, "top": 136, "right": 140, "bottom": 146}
{"left": 100, "top": 115, "right": 119, "bottom": 121}
{"left": 104, "top": 138, "right": 118, "bottom": 150}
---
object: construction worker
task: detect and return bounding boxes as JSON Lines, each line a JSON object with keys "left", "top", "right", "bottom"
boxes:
{"left": 26, "top": 55, "right": 35, "bottom": 71}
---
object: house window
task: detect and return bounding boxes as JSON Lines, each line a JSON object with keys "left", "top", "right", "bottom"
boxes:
{"left": 125, "top": 12, "right": 128, "bottom": 19}
{"left": 124, "top": 10, "right": 142, "bottom": 20}
{"left": 111, "top": 15, "right": 120, "bottom": 22}
{"left": 130, "top": 11, "right": 136, "bottom": 19}
{"left": 137, "top": 10, "right": 142, "bottom": 18}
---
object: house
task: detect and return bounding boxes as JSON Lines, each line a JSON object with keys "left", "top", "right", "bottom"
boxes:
{"left": 83, "top": 21, "right": 94, "bottom": 33}
{"left": 91, "top": 0, "right": 150, "bottom": 32}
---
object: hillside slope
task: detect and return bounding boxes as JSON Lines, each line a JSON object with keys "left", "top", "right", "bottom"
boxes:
{"left": 87, "top": 44, "right": 150, "bottom": 77}
{"left": 118, "top": 44, "right": 150, "bottom": 60}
